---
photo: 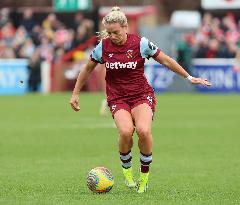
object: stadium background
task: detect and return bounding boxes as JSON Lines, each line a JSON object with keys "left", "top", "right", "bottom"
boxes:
{"left": 0, "top": 0, "right": 240, "bottom": 204}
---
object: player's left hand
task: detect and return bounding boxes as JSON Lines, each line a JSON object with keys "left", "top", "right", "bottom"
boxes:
{"left": 190, "top": 77, "right": 212, "bottom": 86}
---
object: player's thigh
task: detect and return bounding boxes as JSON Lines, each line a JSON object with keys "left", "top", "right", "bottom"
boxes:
{"left": 131, "top": 103, "right": 153, "bottom": 136}
{"left": 114, "top": 109, "right": 135, "bottom": 137}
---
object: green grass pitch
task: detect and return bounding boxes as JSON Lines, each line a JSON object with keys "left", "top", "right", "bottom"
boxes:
{"left": 0, "top": 92, "right": 240, "bottom": 205}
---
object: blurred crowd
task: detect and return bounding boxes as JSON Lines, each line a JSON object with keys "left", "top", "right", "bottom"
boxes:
{"left": 0, "top": 8, "right": 95, "bottom": 61}
{"left": 179, "top": 12, "right": 240, "bottom": 59}
{"left": 176, "top": 12, "right": 240, "bottom": 74}
{"left": 1, "top": 8, "right": 240, "bottom": 88}
{"left": 1, "top": 9, "right": 239, "bottom": 62}
{"left": 0, "top": 8, "right": 95, "bottom": 91}
{"left": 194, "top": 12, "right": 239, "bottom": 58}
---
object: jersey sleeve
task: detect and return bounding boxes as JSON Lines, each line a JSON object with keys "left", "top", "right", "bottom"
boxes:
{"left": 140, "top": 37, "right": 161, "bottom": 59}
{"left": 90, "top": 40, "right": 103, "bottom": 64}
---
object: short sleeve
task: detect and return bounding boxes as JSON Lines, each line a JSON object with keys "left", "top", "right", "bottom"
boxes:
{"left": 140, "top": 37, "right": 160, "bottom": 59}
{"left": 90, "top": 40, "right": 103, "bottom": 63}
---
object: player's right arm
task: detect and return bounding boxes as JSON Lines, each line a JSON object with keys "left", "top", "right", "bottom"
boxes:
{"left": 70, "top": 40, "right": 103, "bottom": 111}
{"left": 70, "top": 59, "right": 98, "bottom": 111}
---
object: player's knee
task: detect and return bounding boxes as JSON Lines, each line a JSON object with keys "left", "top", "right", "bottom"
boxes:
{"left": 119, "top": 127, "right": 134, "bottom": 141}
{"left": 136, "top": 126, "right": 151, "bottom": 140}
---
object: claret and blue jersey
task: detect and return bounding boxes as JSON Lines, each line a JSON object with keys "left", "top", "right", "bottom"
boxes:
{"left": 90, "top": 34, "right": 160, "bottom": 102}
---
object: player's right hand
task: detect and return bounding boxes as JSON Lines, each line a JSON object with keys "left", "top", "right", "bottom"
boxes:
{"left": 70, "top": 94, "right": 80, "bottom": 111}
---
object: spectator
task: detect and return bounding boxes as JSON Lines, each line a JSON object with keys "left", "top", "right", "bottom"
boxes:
{"left": 12, "top": 26, "right": 28, "bottom": 56}
{"left": 0, "top": 7, "right": 101, "bottom": 63}
{"left": 28, "top": 49, "right": 41, "bottom": 92}
{"left": 73, "top": 25, "right": 89, "bottom": 48}
{"left": 193, "top": 12, "right": 240, "bottom": 58}
{"left": 1, "top": 22, "right": 16, "bottom": 46}
{"left": 206, "top": 39, "right": 224, "bottom": 58}
{"left": 20, "top": 8, "right": 35, "bottom": 33}
{"left": 30, "top": 25, "right": 42, "bottom": 46}
{"left": 73, "top": 12, "right": 84, "bottom": 31}
{"left": 38, "top": 36, "right": 53, "bottom": 62}
{"left": 176, "top": 33, "right": 193, "bottom": 74}
{"left": 19, "top": 38, "right": 36, "bottom": 59}
{"left": 0, "top": 8, "right": 10, "bottom": 27}
{"left": 195, "top": 35, "right": 209, "bottom": 58}
{"left": 42, "top": 13, "right": 58, "bottom": 40}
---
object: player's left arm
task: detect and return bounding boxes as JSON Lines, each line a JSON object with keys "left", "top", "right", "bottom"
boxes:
{"left": 154, "top": 51, "right": 212, "bottom": 86}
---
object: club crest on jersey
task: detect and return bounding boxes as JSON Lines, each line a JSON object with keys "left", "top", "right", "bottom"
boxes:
{"left": 126, "top": 50, "right": 133, "bottom": 58}
{"left": 108, "top": 53, "right": 114, "bottom": 58}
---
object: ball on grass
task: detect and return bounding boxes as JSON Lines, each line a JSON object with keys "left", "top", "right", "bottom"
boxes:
{"left": 86, "top": 167, "right": 114, "bottom": 193}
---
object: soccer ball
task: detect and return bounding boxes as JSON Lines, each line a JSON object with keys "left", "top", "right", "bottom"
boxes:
{"left": 86, "top": 167, "right": 114, "bottom": 193}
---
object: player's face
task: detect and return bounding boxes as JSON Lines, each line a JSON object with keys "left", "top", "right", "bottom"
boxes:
{"left": 105, "top": 23, "right": 127, "bottom": 45}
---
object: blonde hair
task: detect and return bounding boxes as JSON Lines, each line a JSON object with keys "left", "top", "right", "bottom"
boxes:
{"left": 97, "top": 6, "right": 128, "bottom": 39}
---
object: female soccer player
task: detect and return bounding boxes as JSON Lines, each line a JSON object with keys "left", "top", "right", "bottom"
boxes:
{"left": 70, "top": 7, "right": 211, "bottom": 193}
